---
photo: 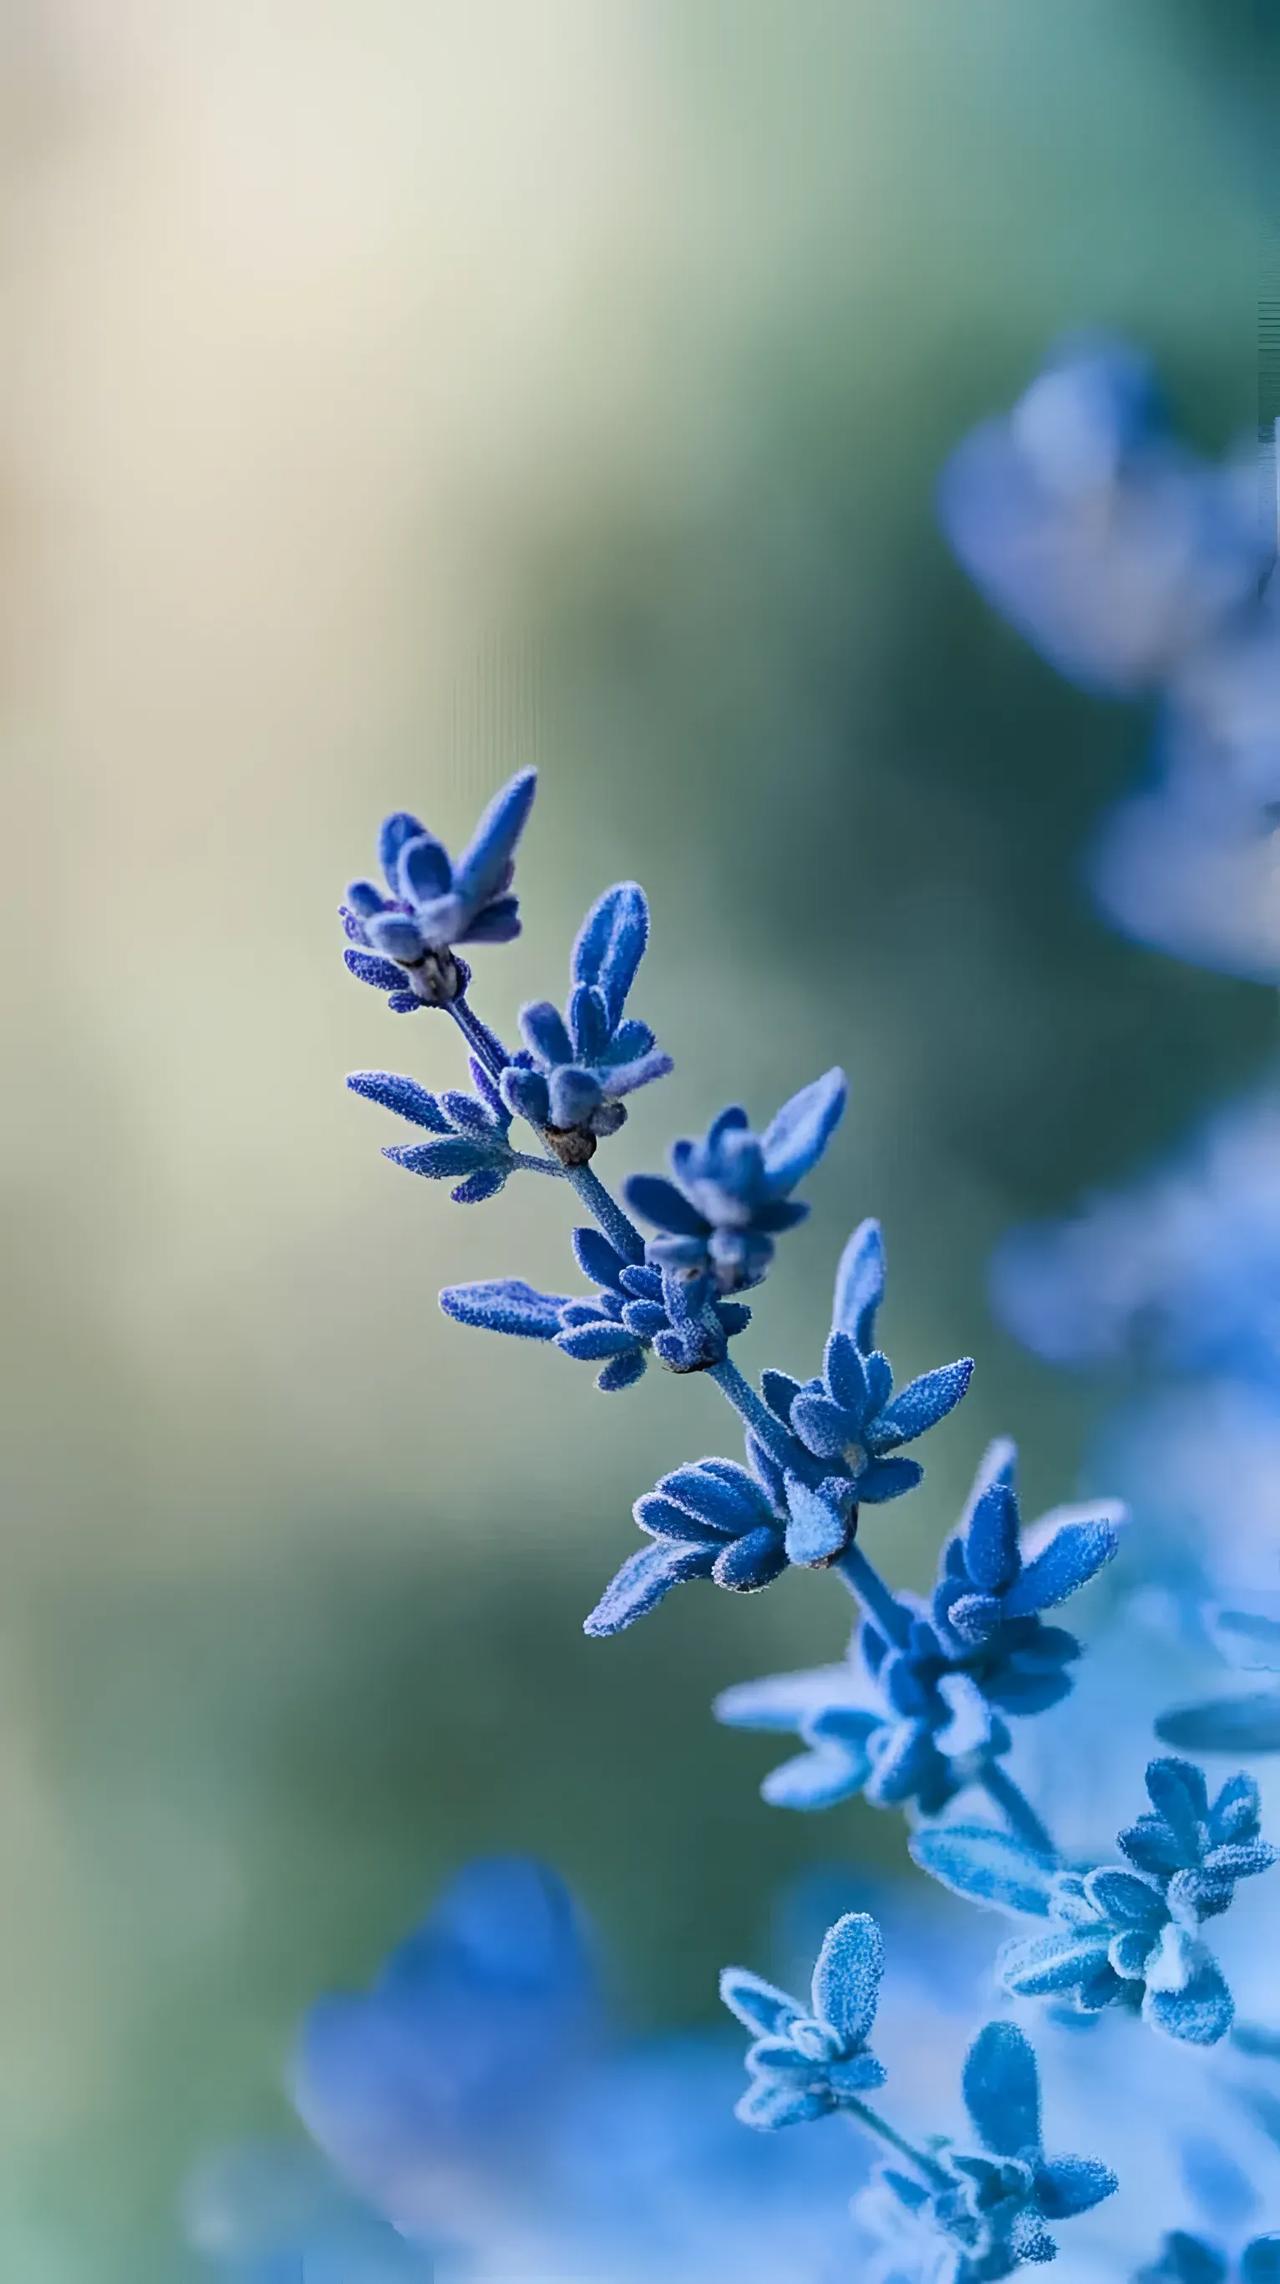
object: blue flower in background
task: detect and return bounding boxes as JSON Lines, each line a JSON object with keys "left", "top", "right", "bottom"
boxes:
{"left": 717, "top": 1440, "right": 1119, "bottom": 1816}
{"left": 859, "top": 2022, "right": 1116, "bottom": 2281}
{"left": 759, "top": 1219, "right": 974, "bottom": 1560}
{"left": 441, "top": 1224, "right": 752, "bottom": 1391}
{"left": 721, "top": 1911, "right": 887, "bottom": 2128}
{"left": 939, "top": 338, "right": 1262, "bottom": 695}
{"left": 347, "top": 1060, "right": 556, "bottom": 1205}
{"left": 990, "top": 1088, "right": 1280, "bottom": 1386}
{"left": 1135, "top": 2234, "right": 1280, "bottom": 2283}
{"left": 292, "top": 1857, "right": 597, "bottom": 2244}
{"left": 500, "top": 882, "right": 673, "bottom": 1153}
{"left": 915, "top": 1759, "right": 1276, "bottom": 2046}
{"left": 341, "top": 768, "right": 537, "bottom": 1007}
{"left": 1159, "top": 1595, "right": 1280, "bottom": 1758}
{"left": 625, "top": 1069, "right": 847, "bottom": 1293}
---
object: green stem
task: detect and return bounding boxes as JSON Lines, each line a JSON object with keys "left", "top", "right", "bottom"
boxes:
{"left": 843, "top": 2095, "right": 952, "bottom": 2188}
{"left": 979, "top": 1761, "right": 1056, "bottom": 1860}
{"left": 836, "top": 1543, "right": 912, "bottom": 1648}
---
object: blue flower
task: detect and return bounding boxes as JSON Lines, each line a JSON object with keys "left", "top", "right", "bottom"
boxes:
{"left": 341, "top": 769, "right": 537, "bottom": 1008}
{"left": 441, "top": 1225, "right": 751, "bottom": 1393}
{"left": 348, "top": 1060, "right": 554, "bottom": 1204}
{"left": 498, "top": 883, "right": 672, "bottom": 1158}
{"left": 1135, "top": 2235, "right": 1280, "bottom": 2284}
{"left": 583, "top": 1449, "right": 794, "bottom": 1636}
{"left": 915, "top": 1759, "right": 1277, "bottom": 2047}
{"left": 859, "top": 2023, "right": 1116, "bottom": 2282}
{"left": 721, "top": 1912, "right": 887, "bottom": 2129}
{"left": 717, "top": 1441, "right": 1120, "bottom": 1818}
{"left": 292, "top": 1858, "right": 597, "bottom": 2242}
{"left": 939, "top": 338, "right": 1262, "bottom": 696}
{"left": 760, "top": 1219, "right": 973, "bottom": 1557}
{"left": 624, "top": 1069, "right": 847, "bottom": 1294}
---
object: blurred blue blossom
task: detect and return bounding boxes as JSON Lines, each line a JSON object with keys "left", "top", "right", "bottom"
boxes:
{"left": 500, "top": 882, "right": 672, "bottom": 1146}
{"left": 1135, "top": 2234, "right": 1280, "bottom": 2283}
{"left": 718, "top": 1439, "right": 1117, "bottom": 1816}
{"left": 939, "top": 338, "right": 1262, "bottom": 695}
{"left": 185, "top": 2143, "right": 439, "bottom": 2283}
{"left": 341, "top": 769, "right": 537, "bottom": 1008}
{"left": 858, "top": 2021, "right": 1116, "bottom": 2281}
{"left": 721, "top": 1912, "right": 887, "bottom": 2128}
{"left": 990, "top": 1089, "right": 1280, "bottom": 1385}
{"left": 1159, "top": 1591, "right": 1280, "bottom": 1758}
{"left": 441, "top": 1224, "right": 750, "bottom": 1392}
{"left": 625, "top": 1069, "right": 847, "bottom": 1293}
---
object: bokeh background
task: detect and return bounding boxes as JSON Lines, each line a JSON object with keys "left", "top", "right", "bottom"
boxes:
{"left": 1, "top": 2, "right": 1275, "bottom": 2274}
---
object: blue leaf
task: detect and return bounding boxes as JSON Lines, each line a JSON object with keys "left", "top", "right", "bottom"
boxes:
{"left": 759, "top": 1068, "right": 848, "bottom": 1195}
{"left": 458, "top": 893, "right": 520, "bottom": 944}
{"left": 440, "top": 1090, "right": 500, "bottom": 1139}
{"left": 1213, "top": 1609, "right": 1280, "bottom": 1673}
{"left": 383, "top": 1138, "right": 494, "bottom": 1179}
{"left": 1157, "top": 1695, "right": 1280, "bottom": 1755}
{"left": 784, "top": 1476, "right": 850, "bottom": 1567}
{"left": 440, "top": 1280, "right": 566, "bottom": 1339}
{"left": 791, "top": 1391, "right": 854, "bottom": 1460}
{"left": 397, "top": 832, "right": 452, "bottom": 902}
{"left": 962, "top": 2021, "right": 1040, "bottom": 2156}
{"left": 712, "top": 1528, "right": 788, "bottom": 1590}
{"left": 811, "top": 1912, "right": 883, "bottom": 2047}
{"left": 520, "top": 999, "right": 574, "bottom": 1069}
{"left": 346, "top": 1071, "right": 450, "bottom": 1131}
{"left": 833, "top": 1218, "right": 886, "bottom": 1348}
{"left": 501, "top": 1065, "right": 551, "bottom": 1125}
{"left": 858, "top": 1458, "right": 925, "bottom": 1503}
{"left": 735, "top": 2076, "right": 827, "bottom": 2131}
{"left": 910, "top": 1825, "right": 1057, "bottom": 1917}
{"left": 377, "top": 810, "right": 426, "bottom": 890}
{"left": 1000, "top": 1520, "right": 1119, "bottom": 1616}
{"left": 713, "top": 1666, "right": 855, "bottom": 1733}
{"left": 450, "top": 1167, "right": 506, "bottom": 1204}
{"left": 1142, "top": 1938, "right": 1234, "bottom": 2046}
{"left": 659, "top": 1461, "right": 765, "bottom": 1533}
{"left": 452, "top": 768, "right": 537, "bottom": 907}
{"left": 719, "top": 1966, "right": 800, "bottom": 2039}
{"left": 572, "top": 1226, "right": 626, "bottom": 1291}
{"left": 555, "top": 1322, "right": 638, "bottom": 1362}
{"left": 1243, "top": 2242, "right": 1280, "bottom": 2283}
{"left": 873, "top": 1359, "right": 974, "bottom": 1449}
{"left": 625, "top": 1174, "right": 709, "bottom": 1238}
{"left": 998, "top": 1928, "right": 1112, "bottom": 1997}
{"left": 573, "top": 882, "right": 650, "bottom": 1026}
{"left": 965, "top": 1482, "right": 1022, "bottom": 1594}
{"left": 343, "top": 947, "right": 408, "bottom": 993}
{"left": 583, "top": 1543, "right": 708, "bottom": 1636}
{"left": 596, "top": 1349, "right": 647, "bottom": 1394}
{"left": 1037, "top": 2155, "right": 1117, "bottom": 2218}
{"left": 761, "top": 1743, "right": 871, "bottom": 1810}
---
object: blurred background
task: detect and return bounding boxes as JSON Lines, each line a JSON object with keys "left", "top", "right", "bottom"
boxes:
{"left": 0, "top": 1, "right": 1274, "bottom": 2274}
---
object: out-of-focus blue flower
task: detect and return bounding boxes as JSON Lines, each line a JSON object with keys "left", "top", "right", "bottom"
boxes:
{"left": 718, "top": 1440, "right": 1119, "bottom": 1816}
{"left": 1135, "top": 2233, "right": 1280, "bottom": 2283}
{"left": 347, "top": 1059, "right": 556, "bottom": 1205}
{"left": 292, "top": 1857, "right": 597, "bottom": 2245}
{"left": 1159, "top": 1591, "right": 1280, "bottom": 1758}
{"left": 1090, "top": 588, "right": 1280, "bottom": 986}
{"left": 185, "top": 2142, "right": 439, "bottom": 2283}
{"left": 759, "top": 1219, "right": 973, "bottom": 1561}
{"left": 858, "top": 2022, "right": 1116, "bottom": 2281}
{"left": 625, "top": 1069, "right": 847, "bottom": 1293}
{"left": 939, "top": 339, "right": 1263, "bottom": 695}
{"left": 915, "top": 1760, "right": 1277, "bottom": 2047}
{"left": 721, "top": 1912, "right": 887, "bottom": 2128}
{"left": 498, "top": 883, "right": 672, "bottom": 1153}
{"left": 341, "top": 769, "right": 537, "bottom": 1007}
{"left": 441, "top": 1225, "right": 751, "bottom": 1391}
{"left": 990, "top": 1090, "right": 1280, "bottom": 1385}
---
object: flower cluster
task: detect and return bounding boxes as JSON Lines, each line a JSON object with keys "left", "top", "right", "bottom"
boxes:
{"left": 720, "top": 1911, "right": 887, "bottom": 2128}
{"left": 717, "top": 1438, "right": 1118, "bottom": 1817}
{"left": 341, "top": 769, "right": 538, "bottom": 1007}
{"left": 915, "top": 1759, "right": 1277, "bottom": 2047}
{"left": 502, "top": 882, "right": 672, "bottom": 1158}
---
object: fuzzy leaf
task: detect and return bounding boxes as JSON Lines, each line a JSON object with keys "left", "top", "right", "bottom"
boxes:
{"left": 1158, "top": 1694, "right": 1280, "bottom": 1755}
{"left": 1000, "top": 1520, "right": 1119, "bottom": 1617}
{"left": 440, "top": 1280, "right": 566, "bottom": 1340}
{"left": 833, "top": 1218, "right": 885, "bottom": 1349}
{"left": 452, "top": 767, "right": 537, "bottom": 907}
{"left": 911, "top": 1826, "right": 1057, "bottom": 1917}
{"left": 583, "top": 1543, "right": 708, "bottom": 1637}
{"left": 760, "top": 1068, "right": 847, "bottom": 1195}
{"left": 962, "top": 2021, "right": 1040, "bottom": 2157}
{"left": 811, "top": 1911, "right": 883, "bottom": 2047}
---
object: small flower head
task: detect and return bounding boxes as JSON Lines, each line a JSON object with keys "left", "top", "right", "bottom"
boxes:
{"left": 341, "top": 768, "right": 537, "bottom": 1007}
{"left": 583, "top": 1449, "right": 792, "bottom": 1636}
{"left": 501, "top": 883, "right": 672, "bottom": 1158}
{"left": 918, "top": 1760, "right": 1276, "bottom": 2047}
{"left": 859, "top": 2023, "right": 1116, "bottom": 2283}
{"left": 717, "top": 1442, "right": 1118, "bottom": 1817}
{"left": 760, "top": 1220, "right": 973, "bottom": 1561}
{"left": 721, "top": 1912, "right": 886, "bottom": 2129}
{"left": 348, "top": 1059, "right": 527, "bottom": 1204}
{"left": 441, "top": 1225, "right": 751, "bottom": 1395}
{"left": 625, "top": 1069, "right": 847, "bottom": 1293}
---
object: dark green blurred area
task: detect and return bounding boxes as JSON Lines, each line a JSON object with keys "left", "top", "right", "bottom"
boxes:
{"left": 2, "top": 2, "right": 1275, "bottom": 2275}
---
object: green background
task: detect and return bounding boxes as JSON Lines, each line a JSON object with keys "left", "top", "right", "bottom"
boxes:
{"left": 1, "top": 3, "right": 1274, "bottom": 2273}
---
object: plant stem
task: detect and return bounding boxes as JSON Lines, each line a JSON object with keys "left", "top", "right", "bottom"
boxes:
{"left": 843, "top": 2096, "right": 952, "bottom": 2189}
{"left": 835, "top": 1543, "right": 912, "bottom": 1647}
{"left": 708, "top": 1356, "right": 799, "bottom": 1468}
{"left": 562, "top": 1160, "right": 646, "bottom": 1263}
{"left": 979, "top": 1760, "right": 1056, "bottom": 1860}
